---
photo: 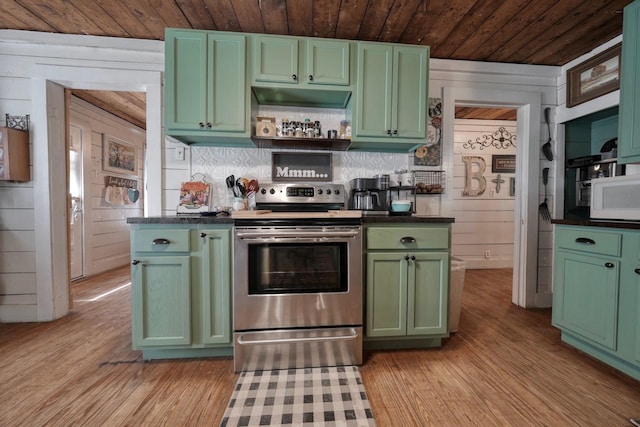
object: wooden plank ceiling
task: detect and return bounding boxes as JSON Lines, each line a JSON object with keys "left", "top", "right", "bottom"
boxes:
{"left": 2, "top": 0, "right": 632, "bottom": 129}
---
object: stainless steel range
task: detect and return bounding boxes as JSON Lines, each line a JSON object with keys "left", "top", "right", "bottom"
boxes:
{"left": 233, "top": 183, "right": 363, "bottom": 372}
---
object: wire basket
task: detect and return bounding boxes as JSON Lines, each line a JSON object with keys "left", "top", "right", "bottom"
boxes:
{"left": 414, "top": 170, "right": 445, "bottom": 194}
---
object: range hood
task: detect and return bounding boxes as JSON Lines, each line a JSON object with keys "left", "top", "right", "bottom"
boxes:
{"left": 251, "top": 86, "right": 352, "bottom": 109}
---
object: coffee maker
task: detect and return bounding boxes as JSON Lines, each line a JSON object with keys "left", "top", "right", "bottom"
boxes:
{"left": 348, "top": 177, "right": 390, "bottom": 215}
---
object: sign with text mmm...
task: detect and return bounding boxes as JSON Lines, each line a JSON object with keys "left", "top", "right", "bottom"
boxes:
{"left": 272, "top": 152, "right": 332, "bottom": 182}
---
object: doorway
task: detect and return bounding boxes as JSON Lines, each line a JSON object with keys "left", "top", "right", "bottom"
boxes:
{"left": 69, "top": 124, "right": 84, "bottom": 280}
{"left": 451, "top": 107, "right": 518, "bottom": 270}
{"left": 442, "top": 87, "right": 542, "bottom": 308}
{"left": 31, "top": 65, "right": 162, "bottom": 320}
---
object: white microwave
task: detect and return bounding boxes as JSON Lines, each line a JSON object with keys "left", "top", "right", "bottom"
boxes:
{"left": 591, "top": 174, "right": 640, "bottom": 220}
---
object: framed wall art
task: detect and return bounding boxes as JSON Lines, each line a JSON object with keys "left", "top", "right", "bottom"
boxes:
{"left": 492, "top": 155, "right": 516, "bottom": 173}
{"left": 566, "top": 43, "right": 621, "bottom": 108}
{"left": 103, "top": 135, "right": 138, "bottom": 175}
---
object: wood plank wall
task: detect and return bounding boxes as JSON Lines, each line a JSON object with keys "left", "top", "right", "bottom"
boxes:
{"left": 69, "top": 97, "right": 145, "bottom": 277}
{"left": 452, "top": 120, "right": 517, "bottom": 269}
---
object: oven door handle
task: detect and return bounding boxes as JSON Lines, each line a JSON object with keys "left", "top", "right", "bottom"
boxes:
{"left": 236, "top": 328, "right": 359, "bottom": 345}
{"left": 236, "top": 230, "right": 360, "bottom": 239}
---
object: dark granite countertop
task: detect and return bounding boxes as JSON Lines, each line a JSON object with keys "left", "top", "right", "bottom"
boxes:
{"left": 362, "top": 215, "right": 455, "bottom": 224}
{"left": 127, "top": 215, "right": 234, "bottom": 224}
{"left": 127, "top": 214, "right": 454, "bottom": 225}
{"left": 552, "top": 219, "right": 640, "bottom": 230}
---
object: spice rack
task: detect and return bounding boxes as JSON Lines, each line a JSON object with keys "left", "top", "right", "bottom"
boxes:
{"left": 414, "top": 170, "right": 445, "bottom": 195}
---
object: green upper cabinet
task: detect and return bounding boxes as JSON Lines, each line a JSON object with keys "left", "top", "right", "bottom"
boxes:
{"left": 306, "top": 39, "right": 350, "bottom": 86}
{"left": 353, "top": 43, "right": 428, "bottom": 147}
{"left": 618, "top": 0, "right": 640, "bottom": 163}
{"left": 253, "top": 36, "right": 350, "bottom": 86}
{"left": 253, "top": 36, "right": 299, "bottom": 84}
{"left": 165, "top": 30, "right": 207, "bottom": 131}
{"left": 165, "top": 29, "right": 248, "bottom": 138}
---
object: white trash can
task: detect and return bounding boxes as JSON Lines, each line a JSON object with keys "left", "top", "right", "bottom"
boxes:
{"left": 449, "top": 257, "right": 466, "bottom": 332}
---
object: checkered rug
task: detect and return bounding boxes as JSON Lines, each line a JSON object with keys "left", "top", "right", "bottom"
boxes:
{"left": 220, "top": 366, "right": 376, "bottom": 427}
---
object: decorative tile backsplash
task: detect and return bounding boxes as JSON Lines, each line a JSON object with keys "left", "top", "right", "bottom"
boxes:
{"left": 189, "top": 105, "right": 412, "bottom": 208}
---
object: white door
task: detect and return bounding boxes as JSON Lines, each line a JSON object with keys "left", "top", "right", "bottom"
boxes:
{"left": 69, "top": 125, "right": 84, "bottom": 280}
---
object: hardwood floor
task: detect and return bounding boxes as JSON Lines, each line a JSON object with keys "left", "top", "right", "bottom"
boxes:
{"left": 0, "top": 267, "right": 638, "bottom": 426}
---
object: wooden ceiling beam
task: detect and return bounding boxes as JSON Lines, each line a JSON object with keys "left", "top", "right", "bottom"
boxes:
{"left": 258, "top": 0, "right": 288, "bottom": 35}
{"left": 311, "top": 0, "right": 342, "bottom": 39}
{"left": 335, "top": 0, "right": 368, "bottom": 41}
{"left": 173, "top": 0, "right": 217, "bottom": 30}
{"left": 432, "top": 0, "right": 504, "bottom": 59}
{"left": 376, "top": 0, "right": 423, "bottom": 43}
{"left": 0, "top": 2, "right": 57, "bottom": 32}
{"left": 203, "top": 0, "right": 242, "bottom": 32}
{"left": 356, "top": 0, "right": 394, "bottom": 41}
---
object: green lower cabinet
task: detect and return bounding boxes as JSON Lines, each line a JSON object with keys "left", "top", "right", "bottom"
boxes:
{"left": 366, "top": 251, "right": 448, "bottom": 339}
{"left": 552, "top": 225, "right": 640, "bottom": 381}
{"left": 199, "top": 229, "right": 232, "bottom": 345}
{"left": 552, "top": 251, "right": 619, "bottom": 350}
{"left": 132, "top": 256, "right": 192, "bottom": 347}
{"left": 633, "top": 262, "right": 640, "bottom": 364}
{"left": 130, "top": 224, "right": 233, "bottom": 359}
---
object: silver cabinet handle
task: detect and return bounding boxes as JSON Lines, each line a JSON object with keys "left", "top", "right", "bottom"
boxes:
{"left": 575, "top": 237, "right": 596, "bottom": 245}
{"left": 400, "top": 236, "right": 416, "bottom": 244}
{"left": 605, "top": 262, "right": 614, "bottom": 269}
{"left": 237, "top": 329, "right": 358, "bottom": 345}
{"left": 152, "top": 238, "right": 171, "bottom": 245}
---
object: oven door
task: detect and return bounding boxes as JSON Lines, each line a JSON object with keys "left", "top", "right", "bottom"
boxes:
{"left": 233, "top": 226, "right": 362, "bottom": 331}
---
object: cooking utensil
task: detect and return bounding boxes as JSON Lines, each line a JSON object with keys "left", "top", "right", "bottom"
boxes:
{"left": 226, "top": 174, "right": 240, "bottom": 197}
{"left": 542, "top": 107, "right": 554, "bottom": 161}
{"left": 247, "top": 179, "right": 258, "bottom": 193}
{"left": 539, "top": 167, "right": 551, "bottom": 221}
{"left": 235, "top": 178, "right": 246, "bottom": 195}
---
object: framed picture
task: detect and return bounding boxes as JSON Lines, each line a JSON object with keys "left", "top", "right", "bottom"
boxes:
{"left": 103, "top": 135, "right": 138, "bottom": 175}
{"left": 566, "top": 43, "right": 621, "bottom": 108}
{"left": 413, "top": 98, "right": 443, "bottom": 167}
{"left": 492, "top": 155, "right": 516, "bottom": 173}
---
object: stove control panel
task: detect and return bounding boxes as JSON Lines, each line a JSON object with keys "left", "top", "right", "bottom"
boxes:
{"left": 256, "top": 183, "right": 345, "bottom": 204}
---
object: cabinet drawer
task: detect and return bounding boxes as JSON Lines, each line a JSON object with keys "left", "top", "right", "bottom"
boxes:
{"left": 556, "top": 228, "right": 621, "bottom": 257}
{"left": 133, "top": 229, "right": 191, "bottom": 252}
{"left": 367, "top": 226, "right": 449, "bottom": 250}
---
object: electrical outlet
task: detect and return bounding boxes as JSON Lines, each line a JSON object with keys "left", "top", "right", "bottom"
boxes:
{"left": 484, "top": 250, "right": 491, "bottom": 259}
{"left": 175, "top": 146, "right": 185, "bottom": 161}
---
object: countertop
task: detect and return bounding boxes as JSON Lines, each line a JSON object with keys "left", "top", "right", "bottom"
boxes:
{"left": 551, "top": 218, "right": 640, "bottom": 230}
{"left": 127, "top": 213, "right": 455, "bottom": 224}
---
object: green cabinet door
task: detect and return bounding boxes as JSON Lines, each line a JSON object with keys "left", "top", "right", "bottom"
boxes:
{"left": 552, "top": 250, "right": 619, "bottom": 350}
{"left": 355, "top": 43, "right": 428, "bottom": 140}
{"left": 165, "top": 30, "right": 246, "bottom": 133}
{"left": 199, "top": 229, "right": 232, "bottom": 345}
{"left": 366, "top": 252, "right": 407, "bottom": 337}
{"left": 407, "top": 252, "right": 448, "bottom": 335}
{"left": 132, "top": 256, "right": 191, "bottom": 347}
{"left": 355, "top": 43, "right": 393, "bottom": 137}
{"left": 392, "top": 45, "right": 428, "bottom": 139}
{"left": 306, "top": 39, "right": 350, "bottom": 86}
{"left": 618, "top": 0, "right": 640, "bottom": 164}
{"left": 633, "top": 261, "right": 640, "bottom": 364}
{"left": 253, "top": 36, "right": 299, "bottom": 84}
{"left": 165, "top": 30, "right": 207, "bottom": 131}
{"left": 207, "top": 33, "right": 246, "bottom": 132}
